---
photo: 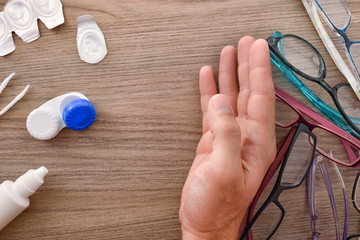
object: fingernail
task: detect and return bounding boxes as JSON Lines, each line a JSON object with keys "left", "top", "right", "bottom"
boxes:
{"left": 212, "top": 95, "right": 232, "bottom": 113}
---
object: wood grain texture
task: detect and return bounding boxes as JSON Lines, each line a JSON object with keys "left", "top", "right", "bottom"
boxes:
{"left": 0, "top": 0, "right": 358, "bottom": 239}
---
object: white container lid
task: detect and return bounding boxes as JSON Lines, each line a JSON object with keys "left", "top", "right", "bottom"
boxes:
{"left": 77, "top": 15, "right": 107, "bottom": 64}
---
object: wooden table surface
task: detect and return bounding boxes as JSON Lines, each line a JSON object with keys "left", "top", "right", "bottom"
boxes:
{"left": 0, "top": 0, "right": 359, "bottom": 239}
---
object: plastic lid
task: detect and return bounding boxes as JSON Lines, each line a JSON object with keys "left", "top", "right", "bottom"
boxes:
{"left": 26, "top": 109, "right": 61, "bottom": 140}
{"left": 77, "top": 15, "right": 107, "bottom": 64}
{"left": 62, "top": 99, "right": 96, "bottom": 131}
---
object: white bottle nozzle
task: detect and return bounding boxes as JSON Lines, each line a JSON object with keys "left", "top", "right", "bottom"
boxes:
{"left": 35, "top": 166, "right": 48, "bottom": 179}
{"left": 14, "top": 166, "right": 48, "bottom": 198}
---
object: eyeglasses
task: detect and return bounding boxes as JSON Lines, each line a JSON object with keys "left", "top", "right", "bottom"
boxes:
{"left": 239, "top": 123, "right": 316, "bottom": 240}
{"left": 312, "top": 0, "right": 360, "bottom": 97}
{"left": 268, "top": 32, "right": 360, "bottom": 137}
{"left": 269, "top": 31, "right": 360, "bottom": 140}
{"left": 276, "top": 87, "right": 360, "bottom": 167}
{"left": 352, "top": 170, "right": 360, "bottom": 213}
{"left": 240, "top": 87, "right": 360, "bottom": 239}
{"left": 302, "top": 0, "right": 360, "bottom": 100}
{"left": 306, "top": 155, "right": 348, "bottom": 240}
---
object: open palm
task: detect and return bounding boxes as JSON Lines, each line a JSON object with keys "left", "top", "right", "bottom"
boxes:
{"left": 180, "top": 37, "right": 277, "bottom": 240}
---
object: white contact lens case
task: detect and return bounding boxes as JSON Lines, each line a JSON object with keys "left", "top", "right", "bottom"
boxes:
{"left": 77, "top": 15, "right": 107, "bottom": 64}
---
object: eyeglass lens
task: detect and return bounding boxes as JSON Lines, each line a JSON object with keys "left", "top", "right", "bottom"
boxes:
{"left": 315, "top": 0, "right": 350, "bottom": 30}
{"left": 275, "top": 98, "right": 299, "bottom": 146}
{"left": 355, "top": 173, "right": 360, "bottom": 210}
{"left": 349, "top": 43, "right": 360, "bottom": 73}
{"left": 250, "top": 202, "right": 283, "bottom": 239}
{"left": 280, "top": 36, "right": 321, "bottom": 78}
{"left": 312, "top": 126, "right": 360, "bottom": 164}
{"left": 337, "top": 82, "right": 360, "bottom": 121}
{"left": 275, "top": 97, "right": 299, "bottom": 127}
{"left": 281, "top": 131, "right": 314, "bottom": 185}
{"left": 247, "top": 166, "right": 285, "bottom": 239}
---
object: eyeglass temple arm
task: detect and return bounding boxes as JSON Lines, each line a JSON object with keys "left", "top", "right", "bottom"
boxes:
{"left": 328, "top": 159, "right": 349, "bottom": 240}
{"left": 317, "top": 159, "right": 342, "bottom": 240}
{"left": 306, "top": 156, "right": 320, "bottom": 240}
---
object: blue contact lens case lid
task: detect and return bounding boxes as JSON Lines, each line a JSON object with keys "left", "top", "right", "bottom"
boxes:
{"left": 63, "top": 99, "right": 96, "bottom": 131}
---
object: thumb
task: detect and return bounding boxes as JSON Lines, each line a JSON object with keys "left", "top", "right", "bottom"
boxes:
{"left": 208, "top": 94, "right": 242, "bottom": 167}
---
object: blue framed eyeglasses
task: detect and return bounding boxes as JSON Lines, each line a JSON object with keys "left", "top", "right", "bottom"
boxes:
{"left": 312, "top": 0, "right": 360, "bottom": 91}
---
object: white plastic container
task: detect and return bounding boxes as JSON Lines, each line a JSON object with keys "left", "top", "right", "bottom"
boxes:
{"left": 27, "top": 92, "right": 96, "bottom": 140}
{"left": 0, "top": 166, "right": 48, "bottom": 231}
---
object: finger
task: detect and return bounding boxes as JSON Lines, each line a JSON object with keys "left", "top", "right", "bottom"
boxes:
{"left": 199, "top": 66, "right": 217, "bottom": 133}
{"left": 247, "top": 39, "right": 276, "bottom": 158}
{"left": 237, "top": 36, "right": 255, "bottom": 117}
{"left": 207, "top": 94, "right": 243, "bottom": 173}
{"left": 219, "top": 46, "right": 238, "bottom": 116}
{"left": 196, "top": 130, "right": 213, "bottom": 155}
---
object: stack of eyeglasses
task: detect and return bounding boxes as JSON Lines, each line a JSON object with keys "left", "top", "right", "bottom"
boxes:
{"left": 268, "top": 31, "right": 360, "bottom": 138}
{"left": 239, "top": 85, "right": 360, "bottom": 239}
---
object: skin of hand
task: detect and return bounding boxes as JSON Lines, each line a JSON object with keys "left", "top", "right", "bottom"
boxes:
{"left": 179, "top": 37, "right": 277, "bottom": 240}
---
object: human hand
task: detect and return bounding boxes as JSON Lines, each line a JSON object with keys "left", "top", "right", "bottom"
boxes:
{"left": 179, "top": 37, "right": 277, "bottom": 240}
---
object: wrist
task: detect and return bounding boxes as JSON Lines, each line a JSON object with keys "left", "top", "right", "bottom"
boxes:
{"left": 182, "top": 225, "right": 238, "bottom": 240}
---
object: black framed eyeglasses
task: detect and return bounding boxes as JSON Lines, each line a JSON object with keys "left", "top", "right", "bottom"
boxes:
{"left": 267, "top": 34, "right": 360, "bottom": 136}
{"left": 239, "top": 123, "right": 316, "bottom": 240}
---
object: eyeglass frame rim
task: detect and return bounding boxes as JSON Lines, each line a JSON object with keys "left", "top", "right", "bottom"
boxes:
{"left": 239, "top": 123, "right": 317, "bottom": 240}
{"left": 268, "top": 33, "right": 360, "bottom": 136}
{"left": 267, "top": 34, "right": 327, "bottom": 82}
{"left": 351, "top": 170, "right": 360, "bottom": 213}
{"left": 312, "top": 0, "right": 352, "bottom": 32}
{"left": 347, "top": 233, "right": 360, "bottom": 240}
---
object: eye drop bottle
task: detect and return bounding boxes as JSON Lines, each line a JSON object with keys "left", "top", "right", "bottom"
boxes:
{"left": 0, "top": 166, "right": 48, "bottom": 231}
